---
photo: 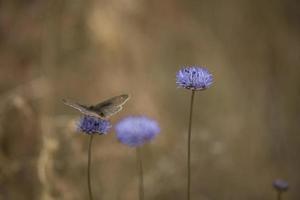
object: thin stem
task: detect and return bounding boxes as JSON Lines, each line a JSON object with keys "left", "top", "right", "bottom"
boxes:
{"left": 277, "top": 191, "right": 282, "bottom": 200}
{"left": 87, "top": 135, "right": 94, "bottom": 200}
{"left": 187, "top": 90, "right": 195, "bottom": 200}
{"left": 136, "top": 147, "right": 144, "bottom": 200}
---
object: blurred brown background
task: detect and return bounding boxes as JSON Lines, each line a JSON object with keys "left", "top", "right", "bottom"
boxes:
{"left": 0, "top": 0, "right": 299, "bottom": 199}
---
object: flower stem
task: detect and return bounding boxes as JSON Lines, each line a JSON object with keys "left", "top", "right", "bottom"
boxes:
{"left": 277, "top": 191, "right": 282, "bottom": 200}
{"left": 187, "top": 90, "right": 195, "bottom": 200}
{"left": 87, "top": 135, "right": 94, "bottom": 200}
{"left": 136, "top": 147, "right": 144, "bottom": 200}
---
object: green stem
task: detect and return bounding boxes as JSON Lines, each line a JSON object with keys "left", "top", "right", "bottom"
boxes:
{"left": 136, "top": 147, "right": 144, "bottom": 200}
{"left": 187, "top": 90, "right": 195, "bottom": 200}
{"left": 87, "top": 135, "right": 94, "bottom": 200}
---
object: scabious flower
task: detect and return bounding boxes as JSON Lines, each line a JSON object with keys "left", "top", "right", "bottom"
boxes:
{"left": 115, "top": 116, "right": 160, "bottom": 147}
{"left": 273, "top": 179, "right": 289, "bottom": 192}
{"left": 176, "top": 66, "right": 213, "bottom": 90}
{"left": 77, "top": 115, "right": 111, "bottom": 135}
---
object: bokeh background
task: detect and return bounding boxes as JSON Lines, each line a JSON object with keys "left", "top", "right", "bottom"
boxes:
{"left": 0, "top": 0, "right": 299, "bottom": 199}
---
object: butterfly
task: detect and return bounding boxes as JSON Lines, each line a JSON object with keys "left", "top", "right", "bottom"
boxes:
{"left": 63, "top": 94, "right": 130, "bottom": 119}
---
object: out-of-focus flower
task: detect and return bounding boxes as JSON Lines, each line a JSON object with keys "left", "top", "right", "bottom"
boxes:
{"left": 115, "top": 116, "right": 160, "bottom": 147}
{"left": 77, "top": 115, "right": 111, "bottom": 135}
{"left": 273, "top": 179, "right": 289, "bottom": 192}
{"left": 176, "top": 66, "right": 213, "bottom": 90}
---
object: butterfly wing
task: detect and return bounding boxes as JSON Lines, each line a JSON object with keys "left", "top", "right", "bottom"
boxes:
{"left": 95, "top": 94, "right": 130, "bottom": 107}
{"left": 62, "top": 99, "right": 103, "bottom": 118}
{"left": 91, "top": 94, "right": 130, "bottom": 118}
{"left": 100, "top": 106, "right": 123, "bottom": 118}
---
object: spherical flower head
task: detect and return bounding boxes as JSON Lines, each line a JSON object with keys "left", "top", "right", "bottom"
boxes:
{"left": 273, "top": 179, "right": 289, "bottom": 192}
{"left": 115, "top": 116, "right": 160, "bottom": 147}
{"left": 176, "top": 66, "right": 213, "bottom": 90}
{"left": 77, "top": 115, "right": 111, "bottom": 135}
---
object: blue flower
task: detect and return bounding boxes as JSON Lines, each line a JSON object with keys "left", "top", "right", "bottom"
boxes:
{"left": 115, "top": 116, "right": 160, "bottom": 147}
{"left": 176, "top": 66, "right": 213, "bottom": 90}
{"left": 77, "top": 115, "right": 111, "bottom": 135}
{"left": 273, "top": 179, "right": 289, "bottom": 192}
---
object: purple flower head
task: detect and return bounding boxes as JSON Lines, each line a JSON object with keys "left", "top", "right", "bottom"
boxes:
{"left": 273, "top": 179, "right": 289, "bottom": 192}
{"left": 77, "top": 115, "right": 111, "bottom": 135}
{"left": 176, "top": 66, "right": 213, "bottom": 90}
{"left": 115, "top": 116, "right": 160, "bottom": 147}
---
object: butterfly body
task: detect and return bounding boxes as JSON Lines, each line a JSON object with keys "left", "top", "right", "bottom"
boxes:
{"left": 63, "top": 94, "right": 130, "bottom": 119}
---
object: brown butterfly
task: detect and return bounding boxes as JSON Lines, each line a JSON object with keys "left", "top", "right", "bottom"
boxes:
{"left": 62, "top": 94, "right": 130, "bottom": 119}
